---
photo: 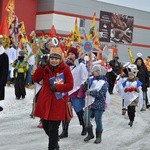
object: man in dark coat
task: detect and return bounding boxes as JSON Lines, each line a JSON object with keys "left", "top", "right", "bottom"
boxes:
{"left": 108, "top": 55, "right": 122, "bottom": 94}
{"left": 0, "top": 37, "right": 9, "bottom": 111}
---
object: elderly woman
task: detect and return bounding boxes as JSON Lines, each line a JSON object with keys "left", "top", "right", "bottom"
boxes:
{"left": 33, "top": 47, "right": 73, "bottom": 150}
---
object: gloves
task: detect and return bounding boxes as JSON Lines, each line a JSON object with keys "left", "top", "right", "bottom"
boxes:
{"left": 83, "top": 82, "right": 88, "bottom": 92}
{"left": 40, "top": 56, "right": 48, "bottom": 68}
{"left": 124, "top": 88, "right": 128, "bottom": 93}
{"left": 50, "top": 84, "right": 57, "bottom": 92}
{"left": 83, "top": 78, "right": 89, "bottom": 92}
{"left": 86, "top": 90, "right": 90, "bottom": 95}
{"left": 124, "top": 87, "right": 139, "bottom": 93}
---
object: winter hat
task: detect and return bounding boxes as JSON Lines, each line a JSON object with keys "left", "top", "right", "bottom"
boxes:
{"left": 91, "top": 65, "right": 107, "bottom": 76}
{"left": 19, "top": 50, "right": 26, "bottom": 56}
{"left": 68, "top": 47, "right": 79, "bottom": 58}
{"left": 50, "top": 47, "right": 63, "bottom": 59}
{"left": 114, "top": 54, "right": 119, "bottom": 59}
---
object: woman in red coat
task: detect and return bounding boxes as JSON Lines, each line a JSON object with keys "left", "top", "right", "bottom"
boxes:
{"left": 33, "top": 47, "right": 73, "bottom": 150}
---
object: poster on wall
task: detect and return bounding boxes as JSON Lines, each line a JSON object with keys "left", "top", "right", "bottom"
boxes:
{"left": 99, "top": 11, "right": 134, "bottom": 44}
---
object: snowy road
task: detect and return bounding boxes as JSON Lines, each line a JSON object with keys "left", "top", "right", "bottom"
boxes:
{"left": 0, "top": 86, "right": 150, "bottom": 150}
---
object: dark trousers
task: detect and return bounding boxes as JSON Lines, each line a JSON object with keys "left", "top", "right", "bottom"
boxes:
{"left": 42, "top": 119, "right": 61, "bottom": 150}
{"left": 0, "top": 86, "right": 5, "bottom": 100}
{"left": 14, "top": 73, "right": 26, "bottom": 98}
{"left": 143, "top": 91, "right": 149, "bottom": 107}
{"left": 76, "top": 109, "right": 85, "bottom": 126}
{"left": 127, "top": 106, "right": 136, "bottom": 122}
{"left": 107, "top": 72, "right": 117, "bottom": 94}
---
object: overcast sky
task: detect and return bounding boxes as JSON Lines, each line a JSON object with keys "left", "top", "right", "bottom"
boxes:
{"left": 97, "top": 0, "right": 150, "bottom": 12}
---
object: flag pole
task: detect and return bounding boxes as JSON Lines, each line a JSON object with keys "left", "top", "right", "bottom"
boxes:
{"left": 82, "top": 41, "right": 93, "bottom": 128}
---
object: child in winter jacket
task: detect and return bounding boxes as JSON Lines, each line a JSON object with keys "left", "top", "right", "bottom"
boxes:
{"left": 83, "top": 65, "right": 109, "bottom": 144}
{"left": 119, "top": 64, "right": 143, "bottom": 127}
{"left": 12, "top": 50, "right": 29, "bottom": 99}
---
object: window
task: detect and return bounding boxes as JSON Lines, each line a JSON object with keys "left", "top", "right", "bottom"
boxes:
{"left": 80, "top": 18, "right": 85, "bottom": 28}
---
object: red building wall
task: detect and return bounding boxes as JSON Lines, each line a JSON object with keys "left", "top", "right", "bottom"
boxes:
{"left": 0, "top": 0, "right": 37, "bottom": 38}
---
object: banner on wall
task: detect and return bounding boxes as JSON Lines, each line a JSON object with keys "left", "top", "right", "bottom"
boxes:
{"left": 99, "top": 11, "right": 134, "bottom": 44}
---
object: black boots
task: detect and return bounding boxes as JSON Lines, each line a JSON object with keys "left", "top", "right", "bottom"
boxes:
{"left": 128, "top": 121, "right": 133, "bottom": 127}
{"left": 59, "top": 121, "right": 69, "bottom": 139}
{"left": 48, "top": 145, "right": 59, "bottom": 150}
{"left": 76, "top": 109, "right": 87, "bottom": 135}
{"left": 94, "top": 130, "right": 103, "bottom": 144}
{"left": 81, "top": 126, "right": 87, "bottom": 135}
{"left": 122, "top": 108, "right": 127, "bottom": 115}
{"left": 84, "top": 126, "right": 94, "bottom": 142}
{"left": 84, "top": 127, "right": 103, "bottom": 144}
{"left": 0, "top": 106, "right": 3, "bottom": 112}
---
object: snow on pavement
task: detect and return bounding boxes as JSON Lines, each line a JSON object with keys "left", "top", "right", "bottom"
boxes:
{"left": 0, "top": 86, "right": 150, "bottom": 150}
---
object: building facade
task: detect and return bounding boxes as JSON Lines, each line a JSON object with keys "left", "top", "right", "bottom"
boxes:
{"left": 0, "top": 0, "right": 37, "bottom": 39}
{"left": 0, "top": 0, "right": 150, "bottom": 61}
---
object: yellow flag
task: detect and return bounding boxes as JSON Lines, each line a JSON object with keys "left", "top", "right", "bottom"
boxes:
{"left": 5, "top": 0, "right": 15, "bottom": 12}
{"left": 5, "top": 0, "right": 15, "bottom": 27}
{"left": 88, "top": 12, "right": 96, "bottom": 39}
{"left": 73, "top": 18, "right": 81, "bottom": 42}
{"left": 128, "top": 48, "right": 134, "bottom": 64}
{"left": 20, "top": 22, "right": 28, "bottom": 43}
{"left": 20, "top": 22, "right": 25, "bottom": 33}
{"left": 93, "top": 30, "right": 99, "bottom": 48}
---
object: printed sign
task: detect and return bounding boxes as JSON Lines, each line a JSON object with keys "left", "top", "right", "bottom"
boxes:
{"left": 83, "top": 41, "right": 93, "bottom": 53}
{"left": 99, "top": 11, "right": 134, "bottom": 44}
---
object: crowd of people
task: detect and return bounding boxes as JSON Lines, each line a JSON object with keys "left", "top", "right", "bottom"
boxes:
{"left": 0, "top": 34, "right": 150, "bottom": 150}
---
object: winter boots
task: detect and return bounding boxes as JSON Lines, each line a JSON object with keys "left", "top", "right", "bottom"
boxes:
{"left": 128, "top": 121, "right": 133, "bottom": 127}
{"left": 0, "top": 106, "right": 3, "bottom": 112}
{"left": 84, "top": 126, "right": 94, "bottom": 142}
{"left": 94, "top": 130, "right": 103, "bottom": 144}
{"left": 59, "top": 109, "right": 87, "bottom": 139}
{"left": 59, "top": 121, "right": 69, "bottom": 139}
{"left": 122, "top": 108, "right": 127, "bottom": 115}
{"left": 76, "top": 109, "right": 87, "bottom": 135}
{"left": 84, "top": 127, "right": 103, "bottom": 144}
{"left": 81, "top": 126, "right": 87, "bottom": 136}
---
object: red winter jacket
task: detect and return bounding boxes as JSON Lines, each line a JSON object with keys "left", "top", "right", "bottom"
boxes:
{"left": 33, "top": 62, "right": 73, "bottom": 121}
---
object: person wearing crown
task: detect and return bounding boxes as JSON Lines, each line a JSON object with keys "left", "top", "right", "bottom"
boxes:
{"left": 33, "top": 47, "right": 73, "bottom": 150}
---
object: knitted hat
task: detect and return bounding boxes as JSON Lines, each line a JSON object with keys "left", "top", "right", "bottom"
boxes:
{"left": 91, "top": 65, "right": 107, "bottom": 76}
{"left": 50, "top": 47, "right": 63, "bottom": 59}
{"left": 19, "top": 50, "right": 26, "bottom": 56}
{"left": 68, "top": 47, "right": 79, "bottom": 58}
{"left": 114, "top": 54, "right": 119, "bottom": 59}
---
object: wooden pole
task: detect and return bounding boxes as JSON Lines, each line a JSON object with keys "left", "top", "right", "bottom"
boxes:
{"left": 85, "top": 53, "right": 92, "bottom": 127}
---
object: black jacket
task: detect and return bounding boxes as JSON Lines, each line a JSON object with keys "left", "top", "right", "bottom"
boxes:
{"left": 0, "top": 53, "right": 9, "bottom": 86}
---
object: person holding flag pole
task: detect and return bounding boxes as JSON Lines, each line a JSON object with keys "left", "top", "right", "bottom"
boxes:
{"left": 83, "top": 41, "right": 109, "bottom": 144}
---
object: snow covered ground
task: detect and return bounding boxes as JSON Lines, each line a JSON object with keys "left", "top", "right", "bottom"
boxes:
{"left": 0, "top": 86, "right": 150, "bottom": 150}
